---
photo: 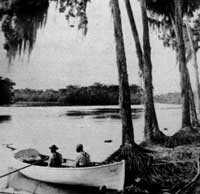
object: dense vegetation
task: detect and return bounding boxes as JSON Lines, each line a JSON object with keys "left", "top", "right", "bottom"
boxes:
{"left": 14, "top": 83, "right": 143, "bottom": 105}
{"left": 0, "top": 77, "right": 15, "bottom": 105}
{"left": 154, "top": 93, "right": 182, "bottom": 104}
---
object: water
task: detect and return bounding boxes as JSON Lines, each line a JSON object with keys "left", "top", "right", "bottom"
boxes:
{"left": 0, "top": 104, "right": 181, "bottom": 160}
{"left": 0, "top": 104, "right": 181, "bottom": 192}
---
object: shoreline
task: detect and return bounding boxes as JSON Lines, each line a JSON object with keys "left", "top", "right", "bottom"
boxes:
{"left": 5, "top": 101, "right": 181, "bottom": 107}
{"left": 10, "top": 101, "right": 143, "bottom": 107}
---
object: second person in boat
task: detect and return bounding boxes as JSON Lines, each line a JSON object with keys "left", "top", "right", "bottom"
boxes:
{"left": 75, "top": 144, "right": 90, "bottom": 167}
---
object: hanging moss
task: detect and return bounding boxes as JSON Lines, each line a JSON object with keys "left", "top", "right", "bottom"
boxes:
{"left": 11, "top": 0, "right": 49, "bottom": 13}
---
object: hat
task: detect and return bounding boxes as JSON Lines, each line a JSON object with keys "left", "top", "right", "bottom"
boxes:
{"left": 49, "top": 144, "right": 58, "bottom": 150}
{"left": 76, "top": 144, "right": 83, "bottom": 152}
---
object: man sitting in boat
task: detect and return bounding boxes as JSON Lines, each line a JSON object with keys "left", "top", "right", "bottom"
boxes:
{"left": 75, "top": 144, "right": 90, "bottom": 167}
{"left": 48, "top": 145, "right": 63, "bottom": 167}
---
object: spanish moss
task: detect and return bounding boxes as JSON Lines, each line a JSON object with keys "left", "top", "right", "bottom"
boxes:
{"left": 0, "top": 0, "right": 49, "bottom": 62}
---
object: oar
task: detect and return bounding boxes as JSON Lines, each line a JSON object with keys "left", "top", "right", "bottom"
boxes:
{"left": 63, "top": 158, "right": 75, "bottom": 163}
{"left": 0, "top": 156, "right": 49, "bottom": 179}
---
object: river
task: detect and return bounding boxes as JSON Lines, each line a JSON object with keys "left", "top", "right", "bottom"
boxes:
{"left": 0, "top": 104, "right": 181, "bottom": 192}
{"left": 0, "top": 104, "right": 181, "bottom": 162}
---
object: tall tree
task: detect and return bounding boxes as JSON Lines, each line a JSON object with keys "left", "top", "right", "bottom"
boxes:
{"left": 174, "top": 0, "right": 191, "bottom": 127}
{"left": 147, "top": 7, "right": 200, "bottom": 128}
{"left": 185, "top": 16, "right": 200, "bottom": 114}
{"left": 187, "top": 69, "right": 199, "bottom": 127}
{"left": 146, "top": 0, "right": 200, "bottom": 129}
{"left": 124, "top": 0, "right": 165, "bottom": 143}
{"left": 141, "top": 0, "right": 162, "bottom": 141}
{"left": 110, "top": 0, "right": 134, "bottom": 145}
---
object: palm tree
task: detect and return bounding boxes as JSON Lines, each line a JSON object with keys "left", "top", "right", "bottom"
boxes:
{"left": 174, "top": 0, "right": 191, "bottom": 127}
{"left": 110, "top": 0, "right": 134, "bottom": 146}
{"left": 124, "top": 0, "right": 165, "bottom": 143}
{"left": 147, "top": 10, "right": 200, "bottom": 128}
{"left": 144, "top": 0, "right": 200, "bottom": 146}
{"left": 146, "top": 0, "right": 200, "bottom": 129}
{"left": 185, "top": 16, "right": 200, "bottom": 114}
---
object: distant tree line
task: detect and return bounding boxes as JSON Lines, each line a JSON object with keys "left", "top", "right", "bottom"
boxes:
{"left": 14, "top": 83, "right": 143, "bottom": 105}
{"left": 154, "top": 93, "right": 182, "bottom": 104}
{"left": 0, "top": 76, "right": 184, "bottom": 106}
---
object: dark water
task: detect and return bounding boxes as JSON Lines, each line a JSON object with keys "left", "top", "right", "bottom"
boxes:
{"left": 0, "top": 115, "right": 11, "bottom": 123}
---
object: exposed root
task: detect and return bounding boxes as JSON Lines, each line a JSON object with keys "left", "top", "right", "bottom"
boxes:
{"left": 104, "top": 143, "right": 153, "bottom": 186}
{"left": 166, "top": 127, "right": 200, "bottom": 148}
{"left": 141, "top": 127, "right": 200, "bottom": 148}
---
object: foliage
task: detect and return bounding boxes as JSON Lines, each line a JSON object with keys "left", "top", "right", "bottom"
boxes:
{"left": 148, "top": 12, "right": 200, "bottom": 61}
{"left": 146, "top": 0, "right": 200, "bottom": 20}
{"left": 147, "top": 0, "right": 200, "bottom": 55}
{"left": 54, "top": 0, "right": 90, "bottom": 35}
{"left": 0, "top": 0, "right": 90, "bottom": 61}
{"left": 0, "top": 0, "right": 49, "bottom": 61}
{"left": 146, "top": 0, "right": 200, "bottom": 129}
{"left": 154, "top": 92, "right": 181, "bottom": 104}
{"left": 0, "top": 77, "right": 15, "bottom": 105}
{"left": 11, "top": 0, "right": 49, "bottom": 13}
{"left": 14, "top": 83, "right": 143, "bottom": 105}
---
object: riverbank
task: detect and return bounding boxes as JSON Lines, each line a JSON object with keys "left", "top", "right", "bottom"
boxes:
{"left": 141, "top": 144, "right": 200, "bottom": 194}
{"left": 115, "top": 143, "right": 200, "bottom": 194}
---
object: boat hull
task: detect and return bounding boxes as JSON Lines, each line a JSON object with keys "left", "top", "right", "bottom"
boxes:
{"left": 12, "top": 159, "right": 125, "bottom": 191}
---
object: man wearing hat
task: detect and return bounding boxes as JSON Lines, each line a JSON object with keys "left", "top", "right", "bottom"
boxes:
{"left": 75, "top": 144, "right": 90, "bottom": 167}
{"left": 48, "top": 145, "right": 62, "bottom": 167}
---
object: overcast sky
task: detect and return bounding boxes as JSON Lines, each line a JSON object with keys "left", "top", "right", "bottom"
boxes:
{"left": 0, "top": 0, "right": 197, "bottom": 94}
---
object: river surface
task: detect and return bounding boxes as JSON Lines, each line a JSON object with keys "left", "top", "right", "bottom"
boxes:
{"left": 0, "top": 104, "right": 181, "bottom": 160}
{"left": 0, "top": 104, "right": 181, "bottom": 192}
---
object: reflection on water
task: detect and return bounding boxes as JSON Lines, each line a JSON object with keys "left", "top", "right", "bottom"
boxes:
{"left": 0, "top": 115, "right": 11, "bottom": 123}
{"left": 0, "top": 0, "right": 49, "bottom": 62}
{"left": 65, "top": 108, "right": 143, "bottom": 120}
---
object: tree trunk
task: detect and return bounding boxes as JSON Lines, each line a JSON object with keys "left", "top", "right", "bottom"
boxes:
{"left": 185, "top": 18, "right": 200, "bottom": 115}
{"left": 110, "top": 0, "right": 134, "bottom": 145}
{"left": 124, "top": 0, "right": 143, "bottom": 72}
{"left": 140, "top": 0, "right": 160, "bottom": 141}
{"left": 186, "top": 69, "right": 199, "bottom": 127}
{"left": 174, "top": 0, "right": 191, "bottom": 128}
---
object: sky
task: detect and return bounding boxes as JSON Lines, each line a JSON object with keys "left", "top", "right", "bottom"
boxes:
{"left": 0, "top": 0, "right": 197, "bottom": 94}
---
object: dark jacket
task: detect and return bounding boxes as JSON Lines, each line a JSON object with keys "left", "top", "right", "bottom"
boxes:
{"left": 49, "top": 152, "right": 62, "bottom": 167}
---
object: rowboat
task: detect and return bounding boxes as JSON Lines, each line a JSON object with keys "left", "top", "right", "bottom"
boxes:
{"left": 10, "top": 149, "right": 125, "bottom": 191}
